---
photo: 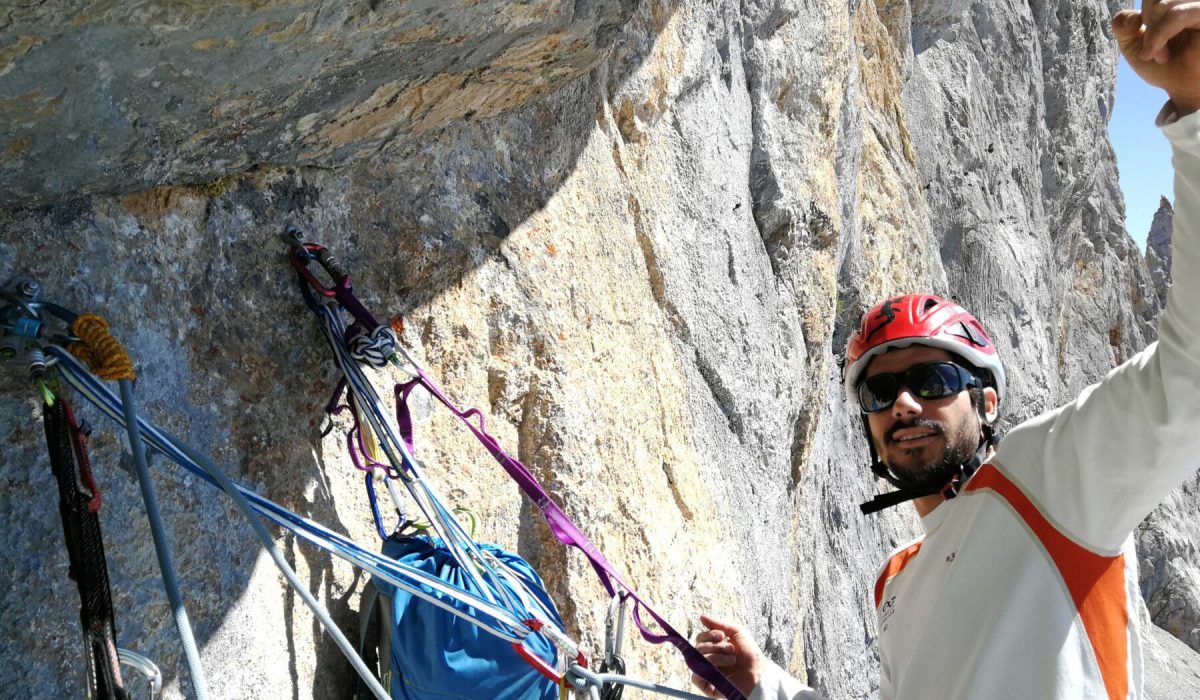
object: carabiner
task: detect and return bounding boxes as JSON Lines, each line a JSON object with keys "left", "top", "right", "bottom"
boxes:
{"left": 118, "top": 648, "right": 163, "bottom": 700}
{"left": 604, "top": 592, "right": 630, "bottom": 661}
{"left": 513, "top": 641, "right": 564, "bottom": 684}
{"left": 514, "top": 616, "right": 589, "bottom": 685}
{"left": 285, "top": 226, "right": 350, "bottom": 299}
{"left": 283, "top": 227, "right": 395, "bottom": 349}
{"left": 0, "top": 279, "right": 82, "bottom": 345}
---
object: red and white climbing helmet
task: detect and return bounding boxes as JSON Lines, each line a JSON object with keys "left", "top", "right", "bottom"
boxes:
{"left": 843, "top": 294, "right": 1005, "bottom": 409}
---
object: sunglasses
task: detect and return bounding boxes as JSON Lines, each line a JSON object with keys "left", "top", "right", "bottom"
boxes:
{"left": 857, "top": 361, "right": 979, "bottom": 413}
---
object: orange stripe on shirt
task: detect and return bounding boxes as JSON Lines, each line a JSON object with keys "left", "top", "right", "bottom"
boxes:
{"left": 965, "top": 464, "right": 1129, "bottom": 700}
{"left": 875, "top": 541, "right": 923, "bottom": 608}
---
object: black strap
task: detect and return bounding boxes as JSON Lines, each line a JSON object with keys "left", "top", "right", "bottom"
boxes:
{"left": 859, "top": 443, "right": 989, "bottom": 516}
{"left": 859, "top": 486, "right": 939, "bottom": 515}
{"left": 43, "top": 398, "right": 129, "bottom": 700}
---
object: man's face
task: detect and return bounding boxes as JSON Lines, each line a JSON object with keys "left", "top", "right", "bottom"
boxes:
{"left": 862, "top": 346, "right": 996, "bottom": 491}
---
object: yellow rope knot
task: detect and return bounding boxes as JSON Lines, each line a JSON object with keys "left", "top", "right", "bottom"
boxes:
{"left": 69, "top": 313, "right": 136, "bottom": 381}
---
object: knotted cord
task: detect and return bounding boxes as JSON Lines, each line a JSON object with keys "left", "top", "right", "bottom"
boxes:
{"left": 69, "top": 314, "right": 135, "bottom": 381}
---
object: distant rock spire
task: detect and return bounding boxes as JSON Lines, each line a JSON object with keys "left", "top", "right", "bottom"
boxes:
{"left": 1146, "top": 196, "right": 1174, "bottom": 306}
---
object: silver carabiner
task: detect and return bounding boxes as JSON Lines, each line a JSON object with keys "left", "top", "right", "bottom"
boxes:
{"left": 118, "top": 649, "right": 163, "bottom": 700}
{"left": 604, "top": 592, "right": 630, "bottom": 663}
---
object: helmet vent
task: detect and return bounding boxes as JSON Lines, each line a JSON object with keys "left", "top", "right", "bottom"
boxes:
{"left": 922, "top": 297, "right": 939, "bottom": 312}
{"left": 946, "top": 321, "right": 990, "bottom": 348}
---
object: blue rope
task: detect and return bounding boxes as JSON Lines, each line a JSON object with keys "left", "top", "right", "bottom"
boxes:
{"left": 48, "top": 346, "right": 535, "bottom": 642}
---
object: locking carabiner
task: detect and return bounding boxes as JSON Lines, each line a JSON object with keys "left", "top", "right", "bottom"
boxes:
{"left": 284, "top": 224, "right": 351, "bottom": 300}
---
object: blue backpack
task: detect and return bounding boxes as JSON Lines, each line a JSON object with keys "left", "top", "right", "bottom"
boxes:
{"left": 358, "top": 535, "right": 564, "bottom": 700}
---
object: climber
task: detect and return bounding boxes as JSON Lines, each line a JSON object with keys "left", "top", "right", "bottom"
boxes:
{"left": 692, "top": 3, "right": 1200, "bottom": 699}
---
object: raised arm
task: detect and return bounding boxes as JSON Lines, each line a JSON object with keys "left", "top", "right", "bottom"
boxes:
{"left": 995, "top": 5, "right": 1200, "bottom": 551}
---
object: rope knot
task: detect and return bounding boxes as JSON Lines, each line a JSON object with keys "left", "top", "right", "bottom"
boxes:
{"left": 69, "top": 314, "right": 136, "bottom": 381}
{"left": 347, "top": 325, "right": 397, "bottom": 368}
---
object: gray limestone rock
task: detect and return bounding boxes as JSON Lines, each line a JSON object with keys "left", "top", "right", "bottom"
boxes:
{"left": 1140, "top": 475, "right": 1200, "bottom": 654}
{"left": 1146, "top": 195, "right": 1174, "bottom": 306}
{"left": 1143, "top": 611, "right": 1200, "bottom": 699}
{"left": 0, "top": 1, "right": 637, "bottom": 207}
{"left": 0, "top": 1, "right": 1197, "bottom": 699}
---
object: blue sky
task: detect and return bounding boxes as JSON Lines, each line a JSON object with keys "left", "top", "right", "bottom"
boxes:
{"left": 1110, "top": 56, "right": 1173, "bottom": 250}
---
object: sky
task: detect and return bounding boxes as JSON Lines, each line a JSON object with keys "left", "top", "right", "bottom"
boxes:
{"left": 1109, "top": 57, "right": 1173, "bottom": 250}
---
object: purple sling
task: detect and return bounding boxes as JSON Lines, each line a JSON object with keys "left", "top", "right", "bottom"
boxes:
{"left": 396, "top": 371, "right": 747, "bottom": 700}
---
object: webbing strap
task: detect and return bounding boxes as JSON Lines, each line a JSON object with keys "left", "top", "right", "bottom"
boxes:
{"left": 43, "top": 398, "right": 129, "bottom": 700}
{"left": 396, "top": 371, "right": 747, "bottom": 700}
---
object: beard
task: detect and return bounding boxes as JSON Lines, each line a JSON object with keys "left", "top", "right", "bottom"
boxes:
{"left": 883, "top": 417, "right": 980, "bottom": 492}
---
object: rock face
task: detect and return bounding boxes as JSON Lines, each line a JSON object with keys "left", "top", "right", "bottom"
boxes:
{"left": 0, "top": 1, "right": 639, "bottom": 207}
{"left": 1143, "top": 611, "right": 1200, "bottom": 698}
{"left": 1140, "top": 478, "right": 1200, "bottom": 654}
{"left": 1146, "top": 195, "right": 1175, "bottom": 305}
{"left": 0, "top": 1, "right": 1197, "bottom": 699}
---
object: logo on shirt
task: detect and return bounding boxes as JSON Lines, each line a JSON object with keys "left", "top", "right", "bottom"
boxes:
{"left": 880, "top": 595, "right": 897, "bottom": 629}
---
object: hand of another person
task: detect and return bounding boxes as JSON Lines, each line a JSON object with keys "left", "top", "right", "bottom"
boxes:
{"left": 1114, "top": 3, "right": 1200, "bottom": 114}
{"left": 691, "top": 614, "right": 766, "bottom": 699}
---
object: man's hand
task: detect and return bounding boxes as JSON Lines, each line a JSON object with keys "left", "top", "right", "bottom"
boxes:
{"left": 1114, "top": 3, "right": 1200, "bottom": 115}
{"left": 692, "top": 614, "right": 766, "bottom": 699}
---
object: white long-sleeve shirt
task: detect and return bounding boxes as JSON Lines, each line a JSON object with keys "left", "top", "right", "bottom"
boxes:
{"left": 752, "top": 106, "right": 1200, "bottom": 700}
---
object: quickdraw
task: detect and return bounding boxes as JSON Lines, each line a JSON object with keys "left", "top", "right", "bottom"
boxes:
{"left": 600, "top": 592, "right": 631, "bottom": 700}
{"left": 2, "top": 277, "right": 163, "bottom": 700}
{"left": 42, "top": 394, "right": 129, "bottom": 700}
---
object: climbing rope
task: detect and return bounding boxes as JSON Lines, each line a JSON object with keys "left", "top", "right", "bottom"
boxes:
{"left": 1, "top": 256, "right": 739, "bottom": 700}
{"left": 286, "top": 229, "right": 581, "bottom": 687}
{"left": 564, "top": 664, "right": 711, "bottom": 700}
{"left": 50, "top": 346, "right": 535, "bottom": 683}
{"left": 347, "top": 325, "right": 399, "bottom": 368}
{"left": 4, "top": 278, "right": 563, "bottom": 700}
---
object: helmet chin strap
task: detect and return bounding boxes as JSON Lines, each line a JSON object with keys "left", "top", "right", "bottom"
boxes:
{"left": 858, "top": 407, "right": 999, "bottom": 516}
